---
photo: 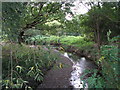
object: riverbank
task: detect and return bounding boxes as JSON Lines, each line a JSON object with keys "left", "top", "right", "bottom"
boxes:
{"left": 50, "top": 43, "right": 98, "bottom": 63}
{"left": 37, "top": 47, "right": 98, "bottom": 89}
{"left": 37, "top": 51, "right": 73, "bottom": 89}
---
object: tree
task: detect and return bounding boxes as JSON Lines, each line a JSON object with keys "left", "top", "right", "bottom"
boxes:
{"left": 2, "top": 2, "right": 68, "bottom": 44}
{"left": 80, "top": 2, "right": 120, "bottom": 47}
{"left": 2, "top": 2, "right": 26, "bottom": 42}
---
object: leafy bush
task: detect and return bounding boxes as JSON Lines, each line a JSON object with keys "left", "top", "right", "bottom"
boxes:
{"left": 2, "top": 43, "right": 58, "bottom": 89}
{"left": 26, "top": 35, "right": 94, "bottom": 49}
{"left": 81, "top": 36, "right": 120, "bottom": 89}
{"left": 81, "top": 69, "right": 106, "bottom": 88}
{"left": 100, "top": 40, "right": 119, "bottom": 88}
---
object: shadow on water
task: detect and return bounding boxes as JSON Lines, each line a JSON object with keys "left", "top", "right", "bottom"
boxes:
{"left": 64, "top": 52, "right": 98, "bottom": 89}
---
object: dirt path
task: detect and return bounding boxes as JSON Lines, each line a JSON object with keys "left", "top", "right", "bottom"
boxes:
{"left": 37, "top": 49, "right": 73, "bottom": 89}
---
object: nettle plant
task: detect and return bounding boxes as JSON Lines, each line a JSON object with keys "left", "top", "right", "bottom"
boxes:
{"left": 2, "top": 44, "right": 58, "bottom": 89}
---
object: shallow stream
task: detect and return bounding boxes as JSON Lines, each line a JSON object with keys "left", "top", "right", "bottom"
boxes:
{"left": 63, "top": 52, "right": 97, "bottom": 89}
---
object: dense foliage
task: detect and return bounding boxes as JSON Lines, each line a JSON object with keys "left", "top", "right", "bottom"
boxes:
{"left": 99, "top": 36, "right": 120, "bottom": 88}
{"left": 26, "top": 35, "right": 94, "bottom": 49}
{"left": 79, "top": 2, "right": 120, "bottom": 47}
{"left": 2, "top": 2, "right": 26, "bottom": 41}
{"left": 2, "top": 2, "right": 67, "bottom": 43}
{"left": 81, "top": 36, "right": 120, "bottom": 88}
{"left": 2, "top": 1, "right": 120, "bottom": 89}
{"left": 2, "top": 44, "right": 58, "bottom": 89}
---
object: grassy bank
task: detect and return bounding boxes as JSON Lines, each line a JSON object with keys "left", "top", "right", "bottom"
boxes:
{"left": 26, "top": 35, "right": 94, "bottom": 50}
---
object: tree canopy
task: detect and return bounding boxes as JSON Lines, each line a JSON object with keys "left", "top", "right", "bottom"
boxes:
{"left": 2, "top": 1, "right": 120, "bottom": 45}
{"left": 2, "top": 2, "right": 72, "bottom": 43}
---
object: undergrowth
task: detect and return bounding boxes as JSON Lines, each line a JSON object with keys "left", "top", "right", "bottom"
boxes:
{"left": 81, "top": 35, "right": 120, "bottom": 89}
{"left": 2, "top": 43, "right": 58, "bottom": 89}
{"left": 26, "top": 35, "right": 94, "bottom": 50}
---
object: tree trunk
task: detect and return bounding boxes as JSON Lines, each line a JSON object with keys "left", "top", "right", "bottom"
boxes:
{"left": 96, "top": 17, "right": 101, "bottom": 58}
{"left": 18, "top": 31, "right": 24, "bottom": 44}
{"left": 93, "top": 28, "right": 97, "bottom": 43}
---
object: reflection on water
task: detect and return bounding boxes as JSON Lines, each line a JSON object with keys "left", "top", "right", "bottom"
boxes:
{"left": 64, "top": 52, "right": 69, "bottom": 58}
{"left": 70, "top": 57, "right": 88, "bottom": 89}
{"left": 64, "top": 52, "right": 89, "bottom": 89}
{"left": 64, "top": 52, "right": 75, "bottom": 65}
{"left": 64, "top": 52, "right": 98, "bottom": 89}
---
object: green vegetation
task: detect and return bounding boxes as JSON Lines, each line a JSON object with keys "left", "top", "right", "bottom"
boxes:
{"left": 27, "top": 35, "right": 94, "bottom": 49}
{"left": 99, "top": 36, "right": 120, "bottom": 88}
{"left": 1, "top": 1, "right": 120, "bottom": 89}
{"left": 81, "top": 36, "right": 120, "bottom": 88}
{"left": 2, "top": 44, "right": 58, "bottom": 89}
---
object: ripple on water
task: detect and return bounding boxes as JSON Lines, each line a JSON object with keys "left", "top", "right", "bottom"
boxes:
{"left": 64, "top": 53, "right": 88, "bottom": 89}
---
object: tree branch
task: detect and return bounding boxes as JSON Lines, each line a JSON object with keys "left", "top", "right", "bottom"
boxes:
{"left": 21, "top": 3, "right": 61, "bottom": 31}
{"left": 33, "top": 3, "right": 45, "bottom": 20}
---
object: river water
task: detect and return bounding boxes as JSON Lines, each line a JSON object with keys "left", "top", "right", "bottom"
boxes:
{"left": 41, "top": 46, "right": 98, "bottom": 89}
{"left": 64, "top": 52, "right": 97, "bottom": 89}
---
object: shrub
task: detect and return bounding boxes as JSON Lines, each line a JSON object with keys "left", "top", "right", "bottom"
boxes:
{"left": 81, "top": 36, "right": 120, "bottom": 89}
{"left": 100, "top": 37, "right": 119, "bottom": 88}
{"left": 2, "top": 43, "right": 58, "bottom": 89}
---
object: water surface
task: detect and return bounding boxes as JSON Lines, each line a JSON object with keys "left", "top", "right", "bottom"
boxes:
{"left": 64, "top": 52, "right": 97, "bottom": 89}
